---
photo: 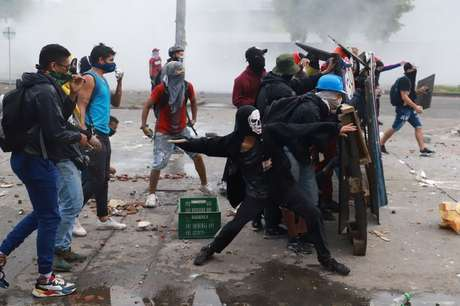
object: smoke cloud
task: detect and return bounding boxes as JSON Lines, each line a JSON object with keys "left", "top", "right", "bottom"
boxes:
{"left": 0, "top": 0, "right": 458, "bottom": 92}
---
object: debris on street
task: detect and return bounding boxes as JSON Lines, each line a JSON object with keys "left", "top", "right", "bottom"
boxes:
{"left": 439, "top": 202, "right": 460, "bottom": 234}
{"left": 370, "top": 230, "right": 391, "bottom": 242}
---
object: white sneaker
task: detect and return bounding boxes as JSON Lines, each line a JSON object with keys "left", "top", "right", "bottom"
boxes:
{"left": 145, "top": 193, "right": 158, "bottom": 208}
{"left": 96, "top": 217, "right": 127, "bottom": 230}
{"left": 72, "top": 218, "right": 87, "bottom": 237}
{"left": 199, "top": 184, "right": 215, "bottom": 195}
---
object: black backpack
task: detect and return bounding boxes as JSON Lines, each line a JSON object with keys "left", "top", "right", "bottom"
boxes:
{"left": 0, "top": 80, "right": 28, "bottom": 152}
{"left": 390, "top": 79, "right": 404, "bottom": 107}
{"left": 153, "top": 81, "right": 190, "bottom": 118}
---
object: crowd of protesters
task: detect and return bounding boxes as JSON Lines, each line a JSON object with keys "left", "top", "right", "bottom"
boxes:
{"left": 0, "top": 40, "right": 435, "bottom": 298}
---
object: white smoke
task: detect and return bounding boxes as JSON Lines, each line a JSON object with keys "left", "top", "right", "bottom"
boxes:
{"left": 0, "top": 0, "right": 458, "bottom": 92}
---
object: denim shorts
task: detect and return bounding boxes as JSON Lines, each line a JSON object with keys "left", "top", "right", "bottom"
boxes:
{"left": 392, "top": 106, "right": 422, "bottom": 131}
{"left": 152, "top": 128, "right": 198, "bottom": 170}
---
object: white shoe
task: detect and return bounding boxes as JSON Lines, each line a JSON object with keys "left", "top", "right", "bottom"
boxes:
{"left": 199, "top": 184, "right": 215, "bottom": 195}
{"left": 96, "top": 217, "right": 126, "bottom": 230}
{"left": 72, "top": 218, "right": 87, "bottom": 237}
{"left": 145, "top": 193, "right": 158, "bottom": 208}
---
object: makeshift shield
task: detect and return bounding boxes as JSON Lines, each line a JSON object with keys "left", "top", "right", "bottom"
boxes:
{"left": 295, "top": 42, "right": 333, "bottom": 62}
{"left": 328, "top": 35, "right": 370, "bottom": 70}
{"left": 416, "top": 74, "right": 435, "bottom": 109}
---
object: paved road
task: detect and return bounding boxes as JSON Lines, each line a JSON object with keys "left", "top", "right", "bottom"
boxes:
{"left": 0, "top": 95, "right": 459, "bottom": 305}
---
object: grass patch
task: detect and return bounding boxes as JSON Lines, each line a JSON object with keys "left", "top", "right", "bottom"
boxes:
{"left": 434, "top": 85, "right": 460, "bottom": 94}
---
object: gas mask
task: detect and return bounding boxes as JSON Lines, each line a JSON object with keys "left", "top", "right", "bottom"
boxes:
{"left": 248, "top": 110, "right": 262, "bottom": 135}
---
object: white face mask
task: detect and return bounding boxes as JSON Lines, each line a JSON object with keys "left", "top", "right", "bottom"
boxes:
{"left": 316, "top": 91, "right": 342, "bottom": 112}
{"left": 248, "top": 110, "right": 262, "bottom": 135}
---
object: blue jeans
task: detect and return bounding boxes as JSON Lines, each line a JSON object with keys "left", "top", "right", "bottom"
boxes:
{"left": 392, "top": 106, "right": 423, "bottom": 131}
{"left": 55, "top": 160, "right": 83, "bottom": 251}
{"left": 0, "top": 152, "right": 60, "bottom": 275}
{"left": 285, "top": 149, "right": 319, "bottom": 206}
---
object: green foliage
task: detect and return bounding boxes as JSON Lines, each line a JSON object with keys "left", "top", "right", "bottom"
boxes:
{"left": 434, "top": 85, "right": 460, "bottom": 94}
{"left": 272, "top": 0, "right": 414, "bottom": 42}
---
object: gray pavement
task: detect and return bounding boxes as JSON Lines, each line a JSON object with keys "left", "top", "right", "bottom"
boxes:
{"left": 0, "top": 95, "right": 459, "bottom": 305}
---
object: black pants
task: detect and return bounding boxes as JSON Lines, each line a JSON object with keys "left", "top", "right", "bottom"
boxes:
{"left": 210, "top": 185, "right": 331, "bottom": 262}
{"left": 82, "top": 135, "right": 111, "bottom": 217}
{"left": 222, "top": 158, "right": 281, "bottom": 229}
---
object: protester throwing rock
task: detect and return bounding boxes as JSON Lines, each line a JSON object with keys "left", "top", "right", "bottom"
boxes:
{"left": 169, "top": 106, "right": 356, "bottom": 275}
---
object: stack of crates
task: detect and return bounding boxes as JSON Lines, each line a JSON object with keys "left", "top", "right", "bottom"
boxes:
{"left": 178, "top": 196, "right": 221, "bottom": 239}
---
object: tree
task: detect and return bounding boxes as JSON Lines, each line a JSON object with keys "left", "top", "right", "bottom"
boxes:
{"left": 272, "top": 0, "right": 414, "bottom": 42}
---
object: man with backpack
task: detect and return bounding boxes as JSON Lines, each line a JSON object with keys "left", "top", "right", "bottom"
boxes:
{"left": 0, "top": 44, "right": 89, "bottom": 297}
{"left": 380, "top": 62, "right": 434, "bottom": 156}
{"left": 77, "top": 43, "right": 126, "bottom": 231}
{"left": 140, "top": 61, "right": 212, "bottom": 208}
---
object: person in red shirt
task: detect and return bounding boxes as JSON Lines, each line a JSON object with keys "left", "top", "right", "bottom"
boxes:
{"left": 149, "top": 48, "right": 162, "bottom": 90}
{"left": 140, "top": 61, "right": 212, "bottom": 207}
{"left": 232, "top": 47, "right": 267, "bottom": 108}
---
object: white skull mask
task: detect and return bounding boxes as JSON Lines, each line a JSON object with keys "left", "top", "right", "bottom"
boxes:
{"left": 248, "top": 110, "right": 262, "bottom": 135}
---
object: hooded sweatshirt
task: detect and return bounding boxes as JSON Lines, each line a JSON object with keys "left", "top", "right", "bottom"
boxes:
{"left": 232, "top": 66, "right": 267, "bottom": 108}
{"left": 255, "top": 71, "right": 295, "bottom": 117}
{"left": 176, "top": 105, "right": 340, "bottom": 205}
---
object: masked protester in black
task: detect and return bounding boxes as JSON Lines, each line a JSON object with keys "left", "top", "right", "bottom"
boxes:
{"left": 170, "top": 106, "right": 351, "bottom": 276}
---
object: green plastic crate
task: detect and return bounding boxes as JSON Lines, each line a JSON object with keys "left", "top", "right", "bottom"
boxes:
{"left": 178, "top": 196, "right": 221, "bottom": 239}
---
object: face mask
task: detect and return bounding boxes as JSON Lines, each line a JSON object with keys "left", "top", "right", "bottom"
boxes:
{"left": 108, "top": 128, "right": 116, "bottom": 137}
{"left": 248, "top": 110, "right": 262, "bottom": 135}
{"left": 49, "top": 71, "right": 73, "bottom": 86}
{"left": 248, "top": 56, "right": 265, "bottom": 73}
{"left": 93, "top": 61, "right": 117, "bottom": 73}
{"left": 316, "top": 91, "right": 342, "bottom": 113}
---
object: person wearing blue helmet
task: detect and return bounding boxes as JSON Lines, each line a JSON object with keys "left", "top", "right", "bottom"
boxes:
{"left": 315, "top": 74, "right": 346, "bottom": 113}
{"left": 313, "top": 74, "right": 346, "bottom": 219}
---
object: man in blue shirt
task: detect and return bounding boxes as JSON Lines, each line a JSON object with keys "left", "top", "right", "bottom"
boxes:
{"left": 77, "top": 43, "right": 126, "bottom": 230}
{"left": 380, "top": 63, "right": 434, "bottom": 156}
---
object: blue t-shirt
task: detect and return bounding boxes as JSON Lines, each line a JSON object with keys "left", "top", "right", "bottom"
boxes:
{"left": 85, "top": 70, "right": 111, "bottom": 135}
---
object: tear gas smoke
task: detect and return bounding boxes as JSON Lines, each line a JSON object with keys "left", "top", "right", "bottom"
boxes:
{"left": 0, "top": 0, "right": 458, "bottom": 93}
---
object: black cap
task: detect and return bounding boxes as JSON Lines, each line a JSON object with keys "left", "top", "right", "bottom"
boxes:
{"left": 245, "top": 47, "right": 267, "bottom": 61}
{"left": 403, "top": 62, "right": 414, "bottom": 72}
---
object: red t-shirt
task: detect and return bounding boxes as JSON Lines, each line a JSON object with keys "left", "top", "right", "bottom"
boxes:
{"left": 150, "top": 82, "right": 195, "bottom": 134}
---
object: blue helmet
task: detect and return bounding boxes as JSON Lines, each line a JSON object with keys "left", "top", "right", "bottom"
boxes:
{"left": 316, "top": 74, "right": 346, "bottom": 94}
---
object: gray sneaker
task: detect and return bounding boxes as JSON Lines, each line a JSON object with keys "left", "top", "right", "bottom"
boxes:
{"left": 53, "top": 256, "right": 72, "bottom": 272}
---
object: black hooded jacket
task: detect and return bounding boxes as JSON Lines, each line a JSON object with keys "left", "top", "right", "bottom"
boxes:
{"left": 19, "top": 72, "right": 82, "bottom": 161}
{"left": 255, "top": 72, "right": 295, "bottom": 117}
{"left": 177, "top": 106, "right": 340, "bottom": 206}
